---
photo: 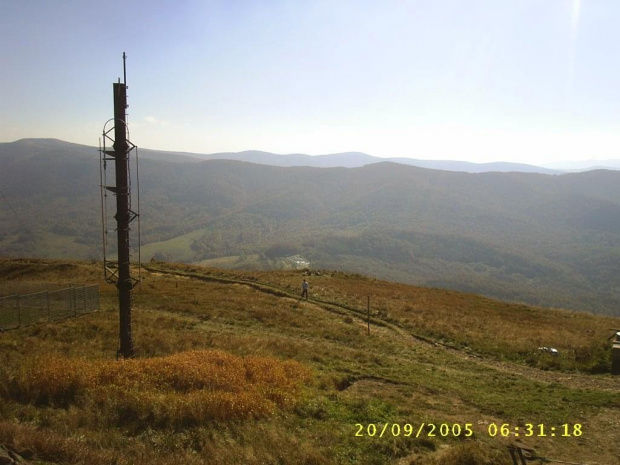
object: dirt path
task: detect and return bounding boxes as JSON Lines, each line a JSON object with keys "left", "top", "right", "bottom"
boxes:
{"left": 145, "top": 264, "right": 619, "bottom": 393}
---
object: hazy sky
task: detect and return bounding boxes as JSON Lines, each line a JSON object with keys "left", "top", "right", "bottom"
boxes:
{"left": 2, "top": 0, "right": 620, "bottom": 164}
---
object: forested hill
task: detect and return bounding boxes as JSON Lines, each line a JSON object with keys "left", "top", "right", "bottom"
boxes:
{"left": 2, "top": 138, "right": 620, "bottom": 315}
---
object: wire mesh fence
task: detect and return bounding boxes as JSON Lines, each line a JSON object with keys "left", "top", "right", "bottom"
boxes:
{"left": 0, "top": 284, "right": 99, "bottom": 330}
{"left": 0, "top": 281, "right": 78, "bottom": 298}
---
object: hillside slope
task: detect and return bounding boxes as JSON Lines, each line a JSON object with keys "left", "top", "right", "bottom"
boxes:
{"left": 2, "top": 139, "right": 620, "bottom": 314}
{"left": 0, "top": 258, "right": 619, "bottom": 464}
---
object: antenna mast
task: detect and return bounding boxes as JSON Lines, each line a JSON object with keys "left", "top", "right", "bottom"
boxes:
{"left": 123, "top": 51, "right": 127, "bottom": 85}
{"left": 99, "top": 52, "right": 139, "bottom": 358}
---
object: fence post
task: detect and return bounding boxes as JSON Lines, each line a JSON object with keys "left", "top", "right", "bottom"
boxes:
{"left": 96, "top": 285, "right": 100, "bottom": 312}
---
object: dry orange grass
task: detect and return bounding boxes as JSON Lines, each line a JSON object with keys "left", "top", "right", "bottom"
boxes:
{"left": 235, "top": 267, "right": 620, "bottom": 370}
{"left": 10, "top": 350, "right": 312, "bottom": 427}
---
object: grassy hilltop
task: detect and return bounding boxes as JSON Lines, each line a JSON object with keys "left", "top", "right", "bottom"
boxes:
{"left": 1, "top": 258, "right": 619, "bottom": 464}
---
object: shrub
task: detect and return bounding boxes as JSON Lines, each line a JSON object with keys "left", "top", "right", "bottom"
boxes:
{"left": 5, "top": 350, "right": 312, "bottom": 428}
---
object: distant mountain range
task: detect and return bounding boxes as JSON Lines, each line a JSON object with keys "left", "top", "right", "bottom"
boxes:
{"left": 2, "top": 138, "right": 620, "bottom": 315}
{"left": 163, "top": 148, "right": 562, "bottom": 174}
{"left": 542, "top": 159, "right": 620, "bottom": 171}
{"left": 126, "top": 143, "right": 620, "bottom": 173}
{"left": 141, "top": 146, "right": 566, "bottom": 173}
{"left": 6, "top": 138, "right": 620, "bottom": 173}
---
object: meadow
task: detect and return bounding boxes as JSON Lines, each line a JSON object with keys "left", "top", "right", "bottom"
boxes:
{"left": 1, "top": 258, "right": 619, "bottom": 464}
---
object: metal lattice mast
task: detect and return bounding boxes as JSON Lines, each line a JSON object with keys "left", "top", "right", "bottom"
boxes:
{"left": 100, "top": 53, "right": 139, "bottom": 358}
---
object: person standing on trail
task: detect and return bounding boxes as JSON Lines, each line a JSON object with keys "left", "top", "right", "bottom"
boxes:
{"left": 301, "top": 279, "right": 309, "bottom": 300}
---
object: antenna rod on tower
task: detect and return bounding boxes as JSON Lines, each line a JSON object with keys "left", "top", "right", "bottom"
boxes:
{"left": 123, "top": 52, "right": 127, "bottom": 86}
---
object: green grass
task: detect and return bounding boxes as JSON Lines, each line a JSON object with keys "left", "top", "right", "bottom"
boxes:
{"left": 0, "top": 231, "right": 94, "bottom": 261}
{"left": 1, "top": 257, "right": 619, "bottom": 464}
{"left": 140, "top": 229, "right": 207, "bottom": 262}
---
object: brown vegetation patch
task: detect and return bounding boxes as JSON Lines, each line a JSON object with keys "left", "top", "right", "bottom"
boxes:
{"left": 5, "top": 350, "right": 312, "bottom": 428}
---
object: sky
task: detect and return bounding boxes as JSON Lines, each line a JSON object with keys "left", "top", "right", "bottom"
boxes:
{"left": 2, "top": 0, "right": 620, "bottom": 165}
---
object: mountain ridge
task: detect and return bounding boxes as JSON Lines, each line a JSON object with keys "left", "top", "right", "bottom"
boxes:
{"left": 5, "top": 138, "right": 563, "bottom": 173}
{"left": 9, "top": 138, "right": 620, "bottom": 172}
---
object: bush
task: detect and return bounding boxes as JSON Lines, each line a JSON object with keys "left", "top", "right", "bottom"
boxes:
{"left": 5, "top": 350, "right": 313, "bottom": 428}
